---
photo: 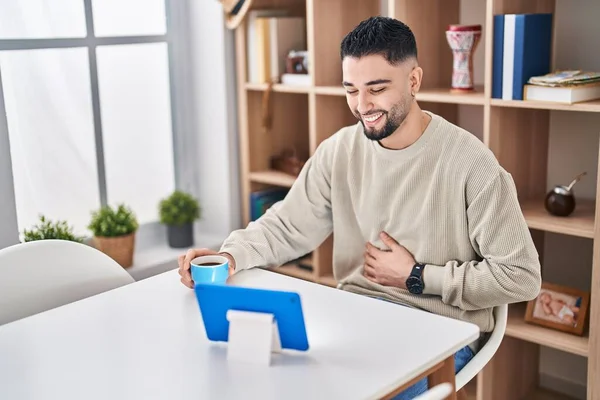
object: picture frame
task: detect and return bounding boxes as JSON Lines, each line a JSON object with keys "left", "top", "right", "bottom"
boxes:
{"left": 525, "top": 281, "right": 590, "bottom": 336}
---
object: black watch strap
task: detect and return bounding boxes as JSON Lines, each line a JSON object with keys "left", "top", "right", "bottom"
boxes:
{"left": 412, "top": 263, "right": 425, "bottom": 278}
{"left": 406, "top": 263, "right": 426, "bottom": 294}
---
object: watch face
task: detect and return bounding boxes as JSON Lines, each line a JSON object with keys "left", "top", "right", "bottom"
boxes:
{"left": 406, "top": 276, "right": 423, "bottom": 294}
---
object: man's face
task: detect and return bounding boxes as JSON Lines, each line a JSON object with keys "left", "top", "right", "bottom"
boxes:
{"left": 342, "top": 54, "right": 413, "bottom": 141}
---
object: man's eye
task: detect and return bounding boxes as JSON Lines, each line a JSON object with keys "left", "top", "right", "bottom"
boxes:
{"left": 346, "top": 90, "right": 358, "bottom": 95}
{"left": 371, "top": 88, "right": 385, "bottom": 93}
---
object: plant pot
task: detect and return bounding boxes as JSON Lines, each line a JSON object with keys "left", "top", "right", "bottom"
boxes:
{"left": 93, "top": 232, "right": 136, "bottom": 268}
{"left": 167, "top": 223, "right": 194, "bottom": 248}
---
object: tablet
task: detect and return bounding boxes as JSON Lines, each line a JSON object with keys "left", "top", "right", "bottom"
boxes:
{"left": 194, "top": 283, "right": 310, "bottom": 351}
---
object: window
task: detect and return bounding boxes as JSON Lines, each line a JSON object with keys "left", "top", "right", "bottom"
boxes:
{"left": 0, "top": 0, "right": 179, "bottom": 236}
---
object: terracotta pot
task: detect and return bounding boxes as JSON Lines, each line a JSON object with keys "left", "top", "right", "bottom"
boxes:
{"left": 93, "top": 232, "right": 136, "bottom": 268}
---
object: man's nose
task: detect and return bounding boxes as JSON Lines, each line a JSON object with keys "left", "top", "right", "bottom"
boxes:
{"left": 357, "top": 93, "right": 373, "bottom": 115}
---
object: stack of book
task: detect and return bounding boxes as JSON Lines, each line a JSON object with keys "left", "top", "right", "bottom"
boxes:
{"left": 523, "top": 70, "right": 600, "bottom": 104}
{"left": 492, "top": 13, "right": 553, "bottom": 100}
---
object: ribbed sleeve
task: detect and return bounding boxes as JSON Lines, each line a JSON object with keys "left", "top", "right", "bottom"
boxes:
{"left": 422, "top": 170, "right": 542, "bottom": 309}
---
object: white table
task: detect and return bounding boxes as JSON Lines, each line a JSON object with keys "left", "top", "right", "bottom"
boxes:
{"left": 0, "top": 268, "right": 479, "bottom": 400}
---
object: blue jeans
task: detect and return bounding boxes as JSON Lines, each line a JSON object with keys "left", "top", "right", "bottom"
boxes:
{"left": 374, "top": 297, "right": 475, "bottom": 399}
{"left": 391, "top": 345, "right": 474, "bottom": 399}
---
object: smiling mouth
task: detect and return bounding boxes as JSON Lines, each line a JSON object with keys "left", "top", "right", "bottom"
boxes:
{"left": 362, "top": 112, "right": 384, "bottom": 124}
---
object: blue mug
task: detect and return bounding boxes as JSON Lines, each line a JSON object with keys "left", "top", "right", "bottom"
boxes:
{"left": 190, "top": 255, "right": 229, "bottom": 285}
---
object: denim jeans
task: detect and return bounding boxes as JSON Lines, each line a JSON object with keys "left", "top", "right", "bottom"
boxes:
{"left": 374, "top": 297, "right": 476, "bottom": 399}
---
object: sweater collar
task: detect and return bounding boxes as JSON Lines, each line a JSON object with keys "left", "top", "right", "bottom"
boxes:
{"left": 367, "top": 110, "right": 440, "bottom": 161}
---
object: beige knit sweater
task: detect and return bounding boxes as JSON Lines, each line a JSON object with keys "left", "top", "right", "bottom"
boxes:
{"left": 220, "top": 111, "right": 542, "bottom": 333}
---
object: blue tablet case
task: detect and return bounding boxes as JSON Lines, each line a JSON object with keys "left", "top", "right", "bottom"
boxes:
{"left": 194, "top": 283, "right": 310, "bottom": 351}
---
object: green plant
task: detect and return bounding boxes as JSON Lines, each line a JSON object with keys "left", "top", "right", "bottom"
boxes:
{"left": 22, "top": 215, "right": 84, "bottom": 243}
{"left": 88, "top": 204, "right": 139, "bottom": 237}
{"left": 159, "top": 190, "right": 201, "bottom": 226}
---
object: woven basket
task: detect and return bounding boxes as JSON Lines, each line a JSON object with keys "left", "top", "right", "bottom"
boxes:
{"left": 93, "top": 232, "right": 136, "bottom": 268}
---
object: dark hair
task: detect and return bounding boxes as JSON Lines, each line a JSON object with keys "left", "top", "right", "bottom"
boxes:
{"left": 340, "top": 16, "right": 417, "bottom": 65}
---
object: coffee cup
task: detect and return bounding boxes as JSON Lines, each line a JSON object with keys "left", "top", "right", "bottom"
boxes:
{"left": 190, "top": 255, "right": 229, "bottom": 285}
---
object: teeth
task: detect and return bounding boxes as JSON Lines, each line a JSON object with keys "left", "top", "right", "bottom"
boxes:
{"left": 364, "top": 113, "right": 382, "bottom": 122}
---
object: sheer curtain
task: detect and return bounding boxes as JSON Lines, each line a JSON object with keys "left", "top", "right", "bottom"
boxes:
{"left": 91, "top": 0, "right": 166, "bottom": 37}
{"left": 0, "top": 48, "right": 100, "bottom": 236}
{"left": 97, "top": 42, "right": 175, "bottom": 225}
{"left": 0, "top": 0, "right": 86, "bottom": 39}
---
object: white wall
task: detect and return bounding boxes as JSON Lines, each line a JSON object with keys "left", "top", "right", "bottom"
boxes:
{"left": 186, "top": 0, "right": 242, "bottom": 239}
{"left": 461, "top": 0, "right": 599, "bottom": 397}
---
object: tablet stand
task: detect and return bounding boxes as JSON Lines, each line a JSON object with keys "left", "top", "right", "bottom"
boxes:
{"left": 226, "top": 309, "right": 282, "bottom": 365}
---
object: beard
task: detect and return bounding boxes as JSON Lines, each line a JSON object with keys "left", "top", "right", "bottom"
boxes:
{"left": 355, "top": 100, "right": 410, "bottom": 141}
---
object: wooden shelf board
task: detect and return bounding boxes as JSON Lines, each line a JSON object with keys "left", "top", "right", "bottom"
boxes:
{"left": 272, "top": 263, "right": 315, "bottom": 282}
{"left": 520, "top": 199, "right": 595, "bottom": 239}
{"left": 318, "top": 275, "right": 337, "bottom": 288}
{"left": 314, "top": 86, "right": 345, "bottom": 96}
{"left": 491, "top": 98, "right": 600, "bottom": 112}
{"left": 506, "top": 303, "right": 589, "bottom": 357}
{"left": 245, "top": 82, "right": 311, "bottom": 94}
{"left": 249, "top": 170, "right": 297, "bottom": 188}
{"left": 417, "top": 86, "right": 485, "bottom": 105}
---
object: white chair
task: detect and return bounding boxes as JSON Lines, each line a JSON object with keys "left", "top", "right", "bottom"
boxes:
{"left": 0, "top": 239, "right": 135, "bottom": 325}
{"left": 455, "top": 304, "right": 508, "bottom": 390}
{"left": 413, "top": 383, "right": 454, "bottom": 400}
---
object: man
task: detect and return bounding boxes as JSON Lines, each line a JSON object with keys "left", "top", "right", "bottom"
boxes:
{"left": 178, "top": 16, "right": 541, "bottom": 398}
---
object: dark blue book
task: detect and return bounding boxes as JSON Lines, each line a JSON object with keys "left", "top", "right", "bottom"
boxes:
{"left": 491, "top": 15, "right": 505, "bottom": 99}
{"left": 500, "top": 13, "right": 553, "bottom": 100}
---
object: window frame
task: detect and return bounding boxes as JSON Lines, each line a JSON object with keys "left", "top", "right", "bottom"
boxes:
{"left": 0, "top": 0, "right": 195, "bottom": 244}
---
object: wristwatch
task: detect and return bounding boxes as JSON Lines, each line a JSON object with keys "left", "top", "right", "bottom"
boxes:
{"left": 406, "top": 263, "right": 426, "bottom": 294}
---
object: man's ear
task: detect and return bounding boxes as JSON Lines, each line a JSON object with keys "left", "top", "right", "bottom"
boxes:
{"left": 409, "top": 66, "right": 423, "bottom": 96}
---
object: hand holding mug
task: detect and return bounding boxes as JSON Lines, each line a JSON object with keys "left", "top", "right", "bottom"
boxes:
{"left": 178, "top": 248, "right": 236, "bottom": 288}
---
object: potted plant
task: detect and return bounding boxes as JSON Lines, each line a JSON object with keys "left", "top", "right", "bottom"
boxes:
{"left": 22, "top": 215, "right": 84, "bottom": 243}
{"left": 88, "top": 204, "right": 139, "bottom": 268}
{"left": 159, "top": 190, "right": 201, "bottom": 248}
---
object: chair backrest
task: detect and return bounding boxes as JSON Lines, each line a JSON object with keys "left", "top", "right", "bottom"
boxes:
{"left": 412, "top": 383, "right": 454, "bottom": 400}
{"left": 455, "top": 303, "right": 508, "bottom": 390}
{"left": 0, "top": 239, "right": 135, "bottom": 325}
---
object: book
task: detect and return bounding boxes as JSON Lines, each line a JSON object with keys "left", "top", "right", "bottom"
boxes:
{"left": 528, "top": 70, "right": 600, "bottom": 87}
{"left": 492, "top": 13, "right": 553, "bottom": 100}
{"left": 249, "top": 188, "right": 289, "bottom": 221}
{"left": 523, "top": 83, "right": 600, "bottom": 104}
{"left": 491, "top": 15, "right": 505, "bottom": 99}
{"left": 246, "top": 10, "right": 289, "bottom": 83}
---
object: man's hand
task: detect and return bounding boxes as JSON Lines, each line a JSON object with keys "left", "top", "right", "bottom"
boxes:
{"left": 178, "top": 248, "right": 236, "bottom": 288}
{"left": 363, "top": 232, "right": 416, "bottom": 289}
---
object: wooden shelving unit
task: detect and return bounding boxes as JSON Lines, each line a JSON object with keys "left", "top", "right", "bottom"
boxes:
{"left": 233, "top": 0, "right": 599, "bottom": 398}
